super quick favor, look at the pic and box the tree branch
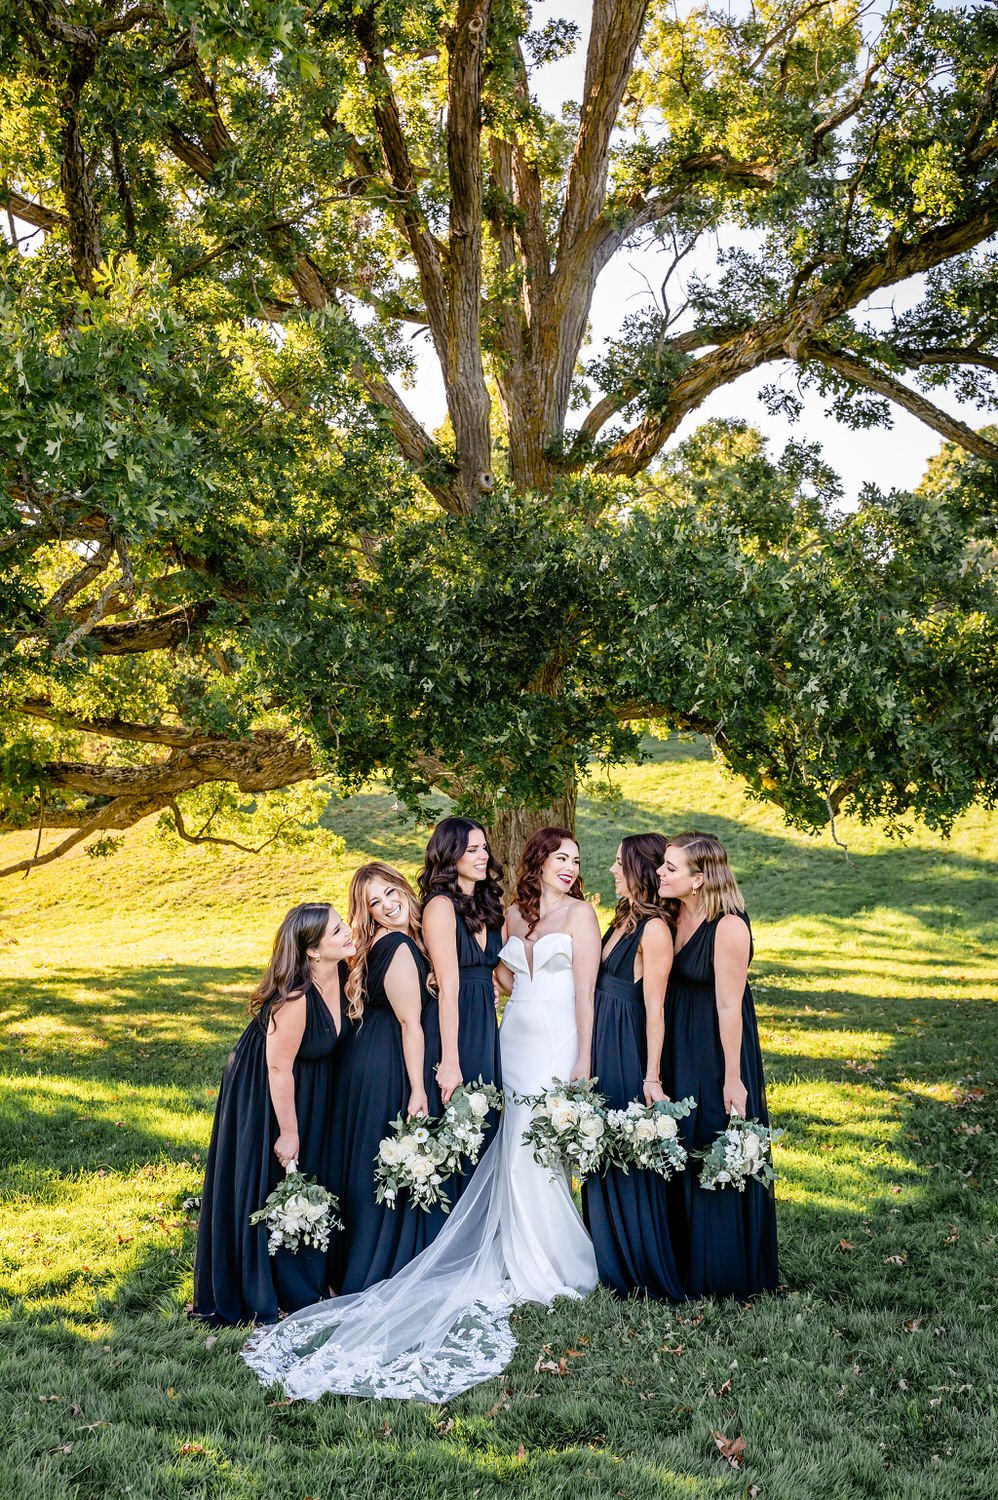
[444,0,493,507]
[0,187,68,230]
[597,198,998,475]
[557,0,648,259]
[164,796,292,854]
[18,698,199,747]
[804,342,998,462]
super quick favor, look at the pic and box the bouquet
[697,1114,780,1191]
[515,1077,610,1179]
[375,1077,503,1213]
[438,1078,504,1169]
[249,1165,343,1255]
[605,1095,697,1179]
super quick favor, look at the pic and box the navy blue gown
[193,974,346,1326]
[583,919,684,1300]
[328,932,448,1294]
[663,912,779,1299]
[422,894,502,1197]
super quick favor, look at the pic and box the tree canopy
[1,0,996,876]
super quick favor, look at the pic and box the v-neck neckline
[674,915,708,957]
[311,976,342,1034]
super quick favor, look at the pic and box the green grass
[1,738,996,1499]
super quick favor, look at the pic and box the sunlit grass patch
[0,743,996,1499]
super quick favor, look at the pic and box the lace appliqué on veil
[243,1292,517,1403]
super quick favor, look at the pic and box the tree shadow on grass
[576,796,998,945]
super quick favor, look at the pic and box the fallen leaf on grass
[484,1391,511,1418]
[204,1336,217,1350]
[903,1317,923,1333]
[564,1349,586,1358]
[516,1443,526,1460]
[69,1405,81,1417]
[38,1395,63,1403]
[712,1431,745,1469]
[435,1418,455,1437]
[48,1445,73,1456]
[716,1378,733,1396]
[837,1240,855,1252]
[179,1443,205,1456]
[885,1254,907,1266]
[534,1344,569,1376]
[266,1399,294,1407]
[661,1343,684,1356]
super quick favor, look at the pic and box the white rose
[551,1106,576,1133]
[409,1155,435,1180]
[379,1138,402,1166]
[468,1093,489,1118]
[656,1115,678,1140]
[742,1133,762,1160]
[634,1118,657,1142]
[580,1115,605,1140]
[397,1135,419,1159]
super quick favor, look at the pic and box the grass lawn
[1,737,996,1499]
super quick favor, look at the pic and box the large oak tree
[1,0,996,877]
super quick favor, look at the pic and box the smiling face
[455,827,491,885]
[307,908,355,963]
[610,844,629,899]
[657,844,702,904]
[365,876,412,933]
[540,838,581,898]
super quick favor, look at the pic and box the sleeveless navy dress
[193,974,346,1326]
[583,918,684,1300]
[421,895,502,1197]
[328,932,447,1293]
[663,912,779,1298]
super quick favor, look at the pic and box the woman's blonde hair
[345,862,430,1021]
[669,831,745,920]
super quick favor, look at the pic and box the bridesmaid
[584,834,684,1300]
[659,832,779,1299]
[419,817,504,1186]
[193,903,352,1326]
[329,862,447,1294]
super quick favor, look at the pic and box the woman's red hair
[512,827,584,935]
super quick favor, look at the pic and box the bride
[243,827,601,1402]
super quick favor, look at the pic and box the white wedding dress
[242,932,598,1402]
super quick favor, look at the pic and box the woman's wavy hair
[345,862,430,1022]
[513,827,584,935]
[248,903,333,1024]
[614,833,679,935]
[418,816,504,934]
[669,831,746,920]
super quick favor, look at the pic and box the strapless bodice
[499,933,575,1009]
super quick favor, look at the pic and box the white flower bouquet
[605,1095,697,1178]
[438,1077,504,1169]
[375,1114,452,1212]
[697,1114,780,1191]
[375,1077,503,1212]
[249,1165,343,1255]
[515,1077,611,1179]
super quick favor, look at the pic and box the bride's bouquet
[375,1078,503,1212]
[697,1114,780,1191]
[516,1077,610,1178]
[605,1096,697,1179]
[249,1165,344,1255]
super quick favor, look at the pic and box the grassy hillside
[1,738,996,1499]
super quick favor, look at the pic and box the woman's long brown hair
[512,827,584,935]
[248,903,333,1024]
[613,833,678,936]
[345,862,432,1022]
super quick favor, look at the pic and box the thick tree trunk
[488,782,578,900]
